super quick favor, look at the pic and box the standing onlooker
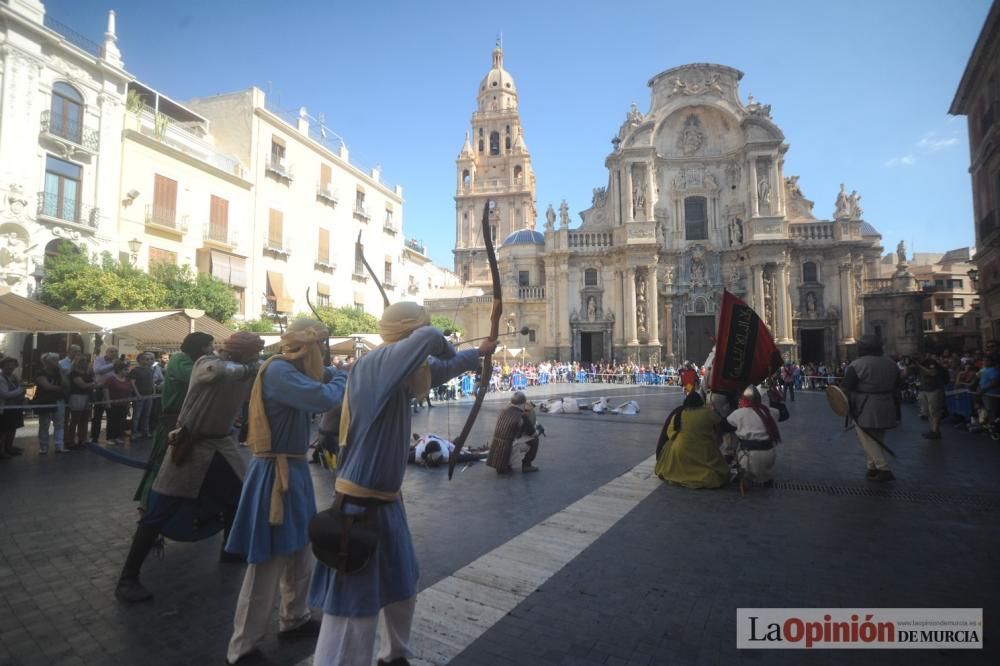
[58,344,81,376]
[90,346,119,442]
[129,353,156,438]
[916,353,947,440]
[977,355,1000,425]
[66,356,96,450]
[780,363,795,402]
[35,353,69,454]
[105,361,134,446]
[0,357,26,459]
[841,335,904,482]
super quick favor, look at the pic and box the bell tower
[454,44,536,286]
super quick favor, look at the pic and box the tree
[431,315,462,336]
[302,306,378,336]
[149,263,238,322]
[236,317,278,333]
[40,247,167,311]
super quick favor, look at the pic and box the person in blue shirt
[977,355,1000,425]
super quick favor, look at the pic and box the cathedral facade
[428,58,887,366]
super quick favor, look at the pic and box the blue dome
[501,229,545,247]
[859,221,881,237]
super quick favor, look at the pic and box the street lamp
[127,237,142,265]
[968,268,979,291]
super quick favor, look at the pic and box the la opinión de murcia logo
[736,609,983,650]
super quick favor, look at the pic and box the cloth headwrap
[378,301,432,401]
[245,318,329,525]
[738,386,781,443]
[223,332,264,356]
[180,332,214,357]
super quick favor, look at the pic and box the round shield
[825,385,850,417]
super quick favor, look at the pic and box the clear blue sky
[49,0,991,267]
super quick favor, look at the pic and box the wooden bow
[449,201,501,479]
[305,286,331,366]
[359,230,391,309]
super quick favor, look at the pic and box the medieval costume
[115,333,264,604]
[655,391,728,488]
[134,332,215,510]
[842,335,904,482]
[225,320,347,665]
[726,386,781,484]
[486,392,540,474]
[308,302,482,666]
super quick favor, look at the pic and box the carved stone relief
[676,115,705,155]
[0,223,32,286]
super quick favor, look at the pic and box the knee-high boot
[115,524,160,602]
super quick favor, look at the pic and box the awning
[267,271,293,313]
[0,288,102,334]
[209,250,231,283]
[68,309,234,352]
[317,282,330,297]
[229,256,247,288]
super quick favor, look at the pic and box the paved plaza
[1,383,998,665]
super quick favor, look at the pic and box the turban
[378,302,432,400]
[279,318,329,382]
[223,332,264,356]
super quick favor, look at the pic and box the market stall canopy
[263,333,384,355]
[68,309,234,351]
[0,288,101,333]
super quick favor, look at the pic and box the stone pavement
[0,382,998,665]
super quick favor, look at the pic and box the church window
[527,329,536,342]
[585,269,598,286]
[505,125,511,151]
[514,165,522,182]
[802,262,818,283]
[462,264,470,283]
[489,131,500,155]
[518,270,530,287]
[479,128,484,153]
[462,169,471,186]
[684,196,708,241]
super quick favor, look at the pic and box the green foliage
[39,246,237,322]
[303,306,379,336]
[431,315,462,336]
[149,263,238,322]
[236,317,278,333]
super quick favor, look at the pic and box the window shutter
[268,209,283,245]
[320,164,331,188]
[316,282,330,296]
[318,228,330,262]
[209,250,232,283]
[154,174,177,223]
[210,195,229,236]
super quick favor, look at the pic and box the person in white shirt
[724,386,781,485]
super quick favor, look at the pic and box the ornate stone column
[625,267,639,346]
[748,158,759,217]
[624,163,635,223]
[647,265,660,346]
[754,264,765,313]
[663,300,674,364]
[648,160,659,213]
[558,259,571,351]
[838,260,855,342]
[775,262,792,343]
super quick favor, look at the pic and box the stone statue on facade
[757,175,771,209]
[806,291,817,315]
[763,271,774,327]
[591,187,607,207]
[746,94,772,119]
[690,258,707,288]
[849,191,864,219]
[834,184,850,219]
[0,231,29,285]
[559,200,570,229]
[725,162,740,189]
[677,115,705,155]
[587,296,597,320]
[896,240,907,265]
[904,312,916,335]
[704,173,718,190]
[627,102,642,127]
[544,204,556,231]
[633,182,646,219]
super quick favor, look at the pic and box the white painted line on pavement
[297,455,661,665]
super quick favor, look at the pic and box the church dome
[502,229,544,247]
[480,46,517,95]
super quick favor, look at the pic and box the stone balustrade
[567,231,613,250]
[516,286,546,300]
[789,222,836,241]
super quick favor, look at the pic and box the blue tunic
[226,361,346,564]
[309,326,481,616]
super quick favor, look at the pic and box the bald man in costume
[115,332,264,603]
[308,302,497,666]
[225,319,348,665]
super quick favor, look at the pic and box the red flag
[709,290,782,393]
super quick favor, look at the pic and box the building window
[385,208,394,227]
[489,131,500,155]
[354,241,364,276]
[505,125,511,151]
[585,268,598,286]
[923,318,932,331]
[948,278,964,289]
[209,195,229,242]
[935,298,945,310]
[151,173,178,227]
[527,329,536,343]
[802,262,818,283]
[935,279,946,289]
[518,270,530,287]
[270,137,285,164]
[268,209,284,250]
[317,284,331,307]
[50,82,84,144]
[355,190,365,212]
[684,196,707,241]
[318,228,330,264]
[462,264,470,283]
[42,155,81,222]
[949,298,965,309]
[148,247,176,267]
[462,169,471,186]
[384,261,392,285]
[478,128,484,153]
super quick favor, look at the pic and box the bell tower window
[489,131,500,156]
[462,169,471,187]
[505,125,511,151]
[478,128,484,153]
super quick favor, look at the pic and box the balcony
[203,225,240,252]
[383,278,396,290]
[405,238,426,255]
[517,285,546,301]
[568,231,613,250]
[407,277,420,294]
[352,263,368,282]
[40,110,99,154]
[383,220,399,235]
[316,184,339,206]
[353,204,371,222]
[36,192,99,231]
[265,157,294,182]
[262,232,291,257]
[789,222,836,242]
[315,256,336,272]
[144,204,188,237]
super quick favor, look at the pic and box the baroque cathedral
[426,50,886,366]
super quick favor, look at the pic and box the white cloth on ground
[414,434,454,463]
[312,597,415,666]
[611,400,640,415]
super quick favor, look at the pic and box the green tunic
[655,406,729,489]
[133,352,194,507]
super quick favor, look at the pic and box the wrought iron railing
[40,111,99,152]
[316,184,339,205]
[265,157,293,181]
[43,15,100,56]
[204,225,238,247]
[36,192,98,228]
[144,204,186,231]
[405,238,425,254]
[353,204,371,221]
